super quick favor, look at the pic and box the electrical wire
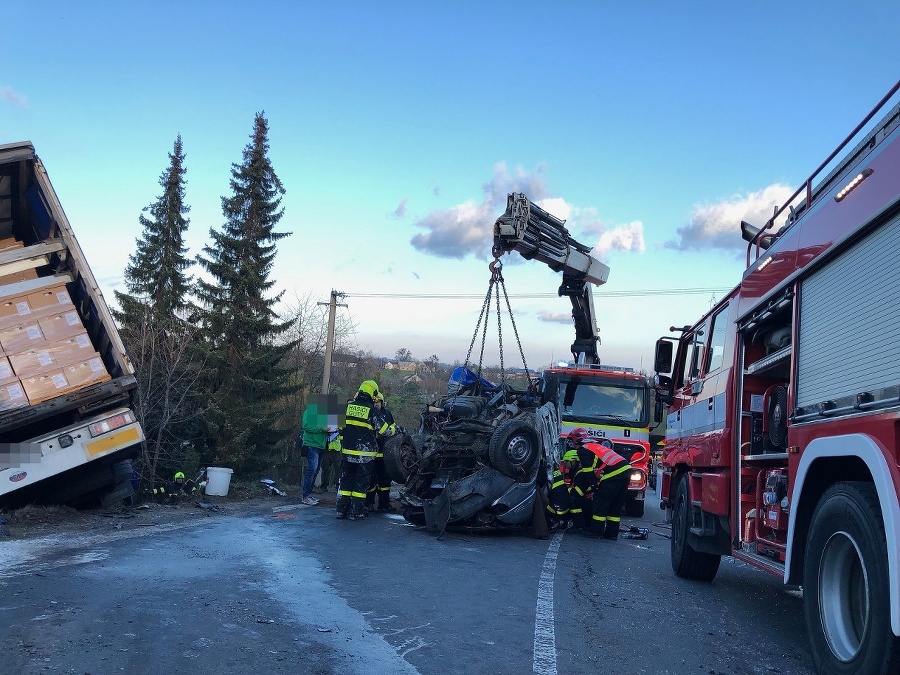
[344,288,730,299]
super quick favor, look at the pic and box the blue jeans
[301,446,322,499]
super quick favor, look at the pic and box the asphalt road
[0,490,816,675]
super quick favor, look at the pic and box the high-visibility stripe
[592,515,607,522]
[342,449,377,457]
[607,516,621,523]
[570,507,583,514]
[350,491,367,498]
[601,464,631,480]
[346,419,373,429]
[339,489,353,497]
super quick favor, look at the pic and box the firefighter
[546,449,578,531]
[567,427,632,539]
[152,470,196,500]
[336,380,395,521]
[366,392,397,513]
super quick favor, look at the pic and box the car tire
[383,433,418,485]
[488,417,540,480]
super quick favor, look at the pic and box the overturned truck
[385,368,560,533]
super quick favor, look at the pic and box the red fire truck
[653,79,900,675]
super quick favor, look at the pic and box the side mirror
[654,339,673,374]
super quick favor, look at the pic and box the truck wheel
[803,482,900,675]
[671,475,720,581]
[383,434,418,485]
[488,418,540,480]
[624,495,645,517]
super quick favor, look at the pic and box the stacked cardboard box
[0,237,110,407]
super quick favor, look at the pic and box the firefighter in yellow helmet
[336,380,396,521]
[366,392,397,513]
[545,449,578,531]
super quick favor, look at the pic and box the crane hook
[489,257,503,283]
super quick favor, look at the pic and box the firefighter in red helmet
[566,427,632,539]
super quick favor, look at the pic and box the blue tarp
[447,366,500,396]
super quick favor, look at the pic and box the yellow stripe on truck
[85,426,141,457]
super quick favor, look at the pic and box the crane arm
[492,192,610,364]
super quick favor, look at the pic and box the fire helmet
[358,380,379,398]
[174,471,185,480]
[562,450,579,463]
[566,428,591,449]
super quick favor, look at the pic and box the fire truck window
[704,306,728,374]
[681,322,708,385]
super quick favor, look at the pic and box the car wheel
[488,418,540,480]
[383,433,418,484]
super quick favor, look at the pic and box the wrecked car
[383,368,561,534]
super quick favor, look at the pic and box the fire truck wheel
[624,495,645,518]
[803,481,900,675]
[671,475,720,581]
[488,418,540,480]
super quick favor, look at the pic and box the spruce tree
[115,135,193,322]
[114,135,203,487]
[195,112,297,471]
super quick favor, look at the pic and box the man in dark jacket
[336,380,395,521]
[366,392,397,513]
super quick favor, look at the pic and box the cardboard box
[0,268,38,288]
[8,347,57,378]
[27,283,73,318]
[48,332,94,368]
[0,380,28,412]
[38,309,85,342]
[0,321,45,354]
[21,369,71,405]
[0,293,35,328]
[62,355,110,390]
[0,355,15,384]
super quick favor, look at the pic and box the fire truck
[653,80,900,674]
[493,194,651,516]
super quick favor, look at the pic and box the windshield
[558,376,648,426]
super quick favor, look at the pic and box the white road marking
[533,531,564,675]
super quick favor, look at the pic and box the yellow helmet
[562,450,579,463]
[358,380,379,398]
[174,471,185,480]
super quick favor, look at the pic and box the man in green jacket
[300,395,331,505]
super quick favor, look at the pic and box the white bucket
[205,467,234,496]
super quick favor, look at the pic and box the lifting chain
[461,256,532,396]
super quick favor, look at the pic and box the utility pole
[318,290,347,393]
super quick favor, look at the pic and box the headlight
[631,471,643,482]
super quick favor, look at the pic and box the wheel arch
[786,433,900,636]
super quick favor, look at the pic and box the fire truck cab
[654,81,900,674]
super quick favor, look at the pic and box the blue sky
[4,2,899,371]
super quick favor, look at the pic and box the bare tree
[123,313,207,488]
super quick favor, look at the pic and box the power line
[344,287,731,300]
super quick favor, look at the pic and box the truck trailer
[0,141,144,509]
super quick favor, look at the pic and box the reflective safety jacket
[342,393,393,463]
[374,406,396,459]
[571,442,631,497]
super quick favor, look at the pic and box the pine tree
[195,112,298,471]
[115,135,193,322]
[113,135,203,488]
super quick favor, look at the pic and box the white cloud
[592,221,645,259]
[665,183,795,251]
[409,162,549,259]
[0,86,27,108]
[537,310,571,324]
